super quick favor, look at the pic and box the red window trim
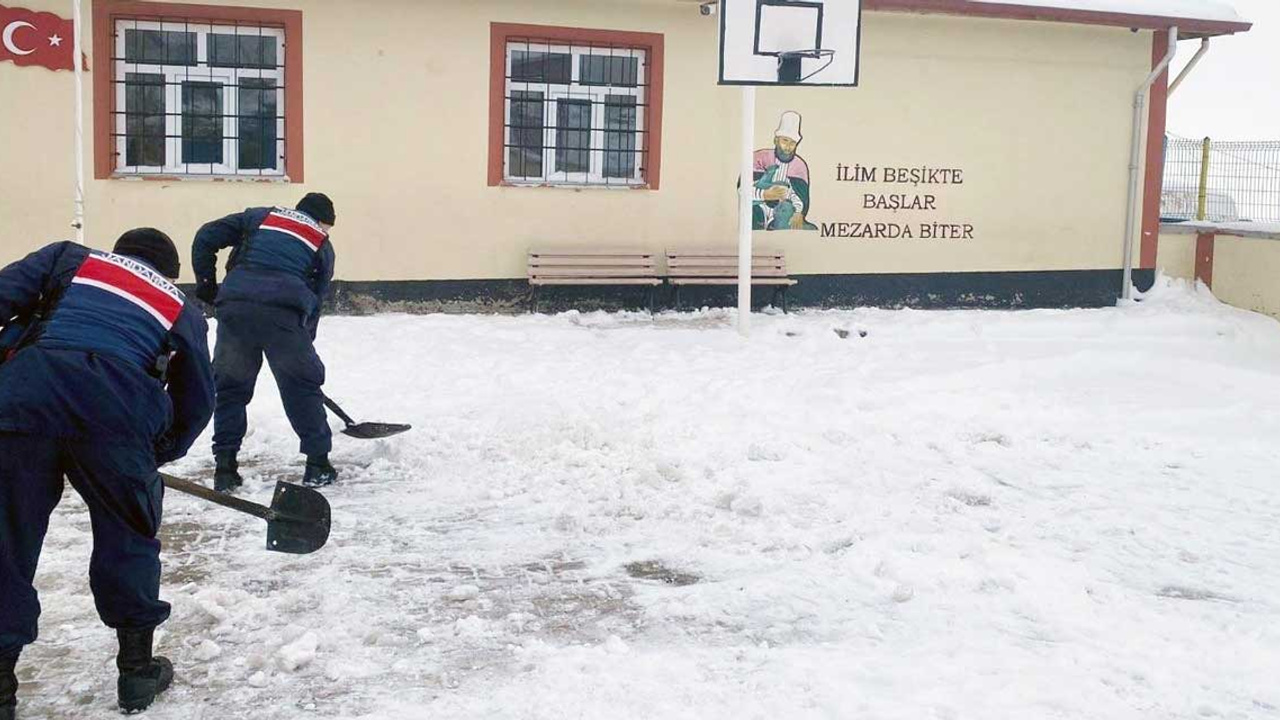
[488,22,664,190]
[92,0,305,182]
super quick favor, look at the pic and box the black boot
[302,455,338,488]
[213,451,243,494]
[0,653,17,720]
[116,628,173,714]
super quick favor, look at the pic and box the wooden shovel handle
[160,473,275,522]
[322,395,357,427]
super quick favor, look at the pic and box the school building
[0,0,1256,311]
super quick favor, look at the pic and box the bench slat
[531,268,658,278]
[531,278,663,286]
[668,258,782,268]
[668,265,787,273]
[668,259,785,267]
[529,258,657,268]
[530,262,657,270]
[666,248,783,257]
[531,250,654,258]
[669,278,797,286]
[669,270,789,278]
[665,254,783,260]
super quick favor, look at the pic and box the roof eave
[864,0,1253,39]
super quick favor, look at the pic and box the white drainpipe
[1121,27,1178,301]
[1170,38,1211,96]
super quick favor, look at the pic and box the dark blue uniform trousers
[212,301,331,457]
[0,433,170,658]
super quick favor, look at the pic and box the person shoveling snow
[193,194,342,491]
[0,230,215,717]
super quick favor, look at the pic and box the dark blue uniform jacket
[192,207,336,334]
[0,242,215,464]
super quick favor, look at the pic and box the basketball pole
[737,85,755,337]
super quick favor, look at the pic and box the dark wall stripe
[289,270,1155,314]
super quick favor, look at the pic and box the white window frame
[113,20,285,177]
[504,43,647,187]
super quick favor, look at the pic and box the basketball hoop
[776,48,835,83]
[716,0,862,336]
[720,0,860,87]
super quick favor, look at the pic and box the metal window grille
[503,38,651,187]
[110,17,287,177]
[1162,135,1280,224]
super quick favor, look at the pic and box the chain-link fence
[1161,136,1280,224]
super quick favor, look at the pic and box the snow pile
[276,632,319,673]
[21,278,1280,719]
[1162,219,1280,238]
[1206,220,1280,236]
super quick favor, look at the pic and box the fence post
[1197,137,1212,221]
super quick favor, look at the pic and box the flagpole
[72,0,85,244]
[737,85,755,337]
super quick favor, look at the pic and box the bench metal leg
[531,286,540,314]
[647,286,656,315]
[782,287,790,314]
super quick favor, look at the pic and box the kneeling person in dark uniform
[0,230,215,717]
[193,194,338,491]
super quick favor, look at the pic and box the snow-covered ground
[18,278,1280,719]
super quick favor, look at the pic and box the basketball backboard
[718,0,861,87]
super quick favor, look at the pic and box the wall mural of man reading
[752,111,818,231]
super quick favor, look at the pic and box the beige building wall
[755,14,1149,275]
[1,0,1154,285]
[1213,235,1280,319]
[1157,232,1196,280]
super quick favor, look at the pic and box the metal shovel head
[341,421,412,440]
[266,481,332,555]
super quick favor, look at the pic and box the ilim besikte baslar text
[822,164,975,241]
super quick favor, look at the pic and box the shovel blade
[266,481,331,554]
[341,422,412,440]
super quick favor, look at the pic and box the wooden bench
[666,248,799,312]
[527,249,662,313]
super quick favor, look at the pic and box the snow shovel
[323,394,411,440]
[161,473,331,555]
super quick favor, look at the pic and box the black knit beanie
[113,228,180,279]
[297,193,336,226]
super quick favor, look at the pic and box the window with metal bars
[503,40,649,186]
[111,18,285,177]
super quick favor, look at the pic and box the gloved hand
[154,433,179,467]
[195,279,218,306]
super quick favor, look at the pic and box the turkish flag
[0,4,79,72]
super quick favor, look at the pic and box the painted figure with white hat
[752,110,818,231]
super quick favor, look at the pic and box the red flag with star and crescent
[0,3,79,71]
